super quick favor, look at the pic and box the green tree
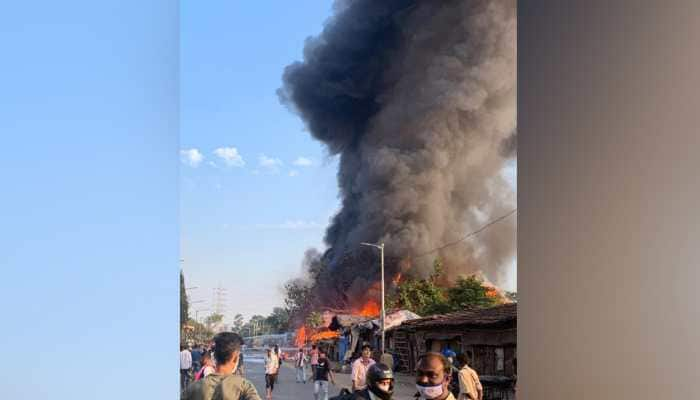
[180,271,189,328]
[204,313,224,332]
[265,307,290,334]
[388,259,500,315]
[244,315,267,336]
[389,277,450,316]
[388,259,450,316]
[306,311,323,328]
[189,319,214,343]
[205,313,224,325]
[284,278,313,322]
[232,314,245,333]
[445,276,499,310]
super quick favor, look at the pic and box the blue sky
[0,1,178,397]
[180,1,339,322]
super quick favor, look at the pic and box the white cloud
[293,156,314,167]
[180,148,204,167]
[213,147,245,167]
[258,154,283,172]
[288,170,299,177]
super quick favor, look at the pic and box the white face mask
[415,383,444,399]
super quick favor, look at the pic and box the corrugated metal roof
[394,303,516,330]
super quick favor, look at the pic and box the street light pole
[360,242,386,355]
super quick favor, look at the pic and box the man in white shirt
[352,345,376,392]
[180,345,193,391]
[295,347,307,383]
[264,348,280,400]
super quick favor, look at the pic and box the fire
[296,325,340,345]
[310,329,341,341]
[354,299,380,317]
[295,326,307,347]
[392,273,403,286]
[485,288,499,298]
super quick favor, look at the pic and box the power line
[411,208,517,259]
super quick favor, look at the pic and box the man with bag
[182,332,261,400]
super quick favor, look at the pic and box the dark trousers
[180,369,191,391]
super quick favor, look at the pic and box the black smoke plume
[279,0,516,310]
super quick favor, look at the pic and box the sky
[180,1,339,322]
[180,0,517,324]
[1,1,178,397]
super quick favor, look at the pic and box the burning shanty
[294,306,422,364]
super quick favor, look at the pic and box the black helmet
[366,363,394,400]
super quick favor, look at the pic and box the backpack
[195,366,206,381]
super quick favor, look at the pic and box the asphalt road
[242,352,347,400]
[240,351,418,400]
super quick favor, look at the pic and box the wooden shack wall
[392,325,516,375]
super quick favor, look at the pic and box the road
[241,350,418,400]
[242,351,347,400]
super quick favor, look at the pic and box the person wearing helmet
[350,363,394,400]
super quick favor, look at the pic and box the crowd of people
[180,340,245,393]
[180,331,504,400]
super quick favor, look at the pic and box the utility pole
[360,242,386,354]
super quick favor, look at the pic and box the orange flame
[310,329,341,341]
[485,288,499,298]
[354,299,380,317]
[295,326,307,347]
[392,273,403,286]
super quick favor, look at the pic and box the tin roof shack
[328,314,370,365]
[389,304,516,399]
[335,311,422,360]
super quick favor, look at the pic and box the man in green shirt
[182,332,261,400]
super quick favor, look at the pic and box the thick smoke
[280,0,516,308]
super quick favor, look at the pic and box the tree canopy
[180,271,189,328]
[388,259,500,315]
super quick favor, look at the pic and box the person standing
[181,345,193,391]
[415,352,456,400]
[455,353,482,400]
[192,344,203,374]
[351,345,376,392]
[310,344,320,377]
[182,332,261,400]
[314,350,335,400]
[295,347,307,383]
[264,348,280,400]
[195,351,215,381]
